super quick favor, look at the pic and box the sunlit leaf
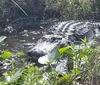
[64,74,71,83]
[59,46,69,54]
[58,74,71,83]
[72,67,81,75]
[81,56,88,63]
[1,51,12,60]
[16,52,25,56]
[78,54,86,58]
[0,82,5,85]
[59,46,74,57]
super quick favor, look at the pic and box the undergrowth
[0,36,100,85]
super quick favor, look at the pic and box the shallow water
[0,29,44,53]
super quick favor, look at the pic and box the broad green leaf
[59,46,69,54]
[59,46,74,57]
[1,51,12,60]
[72,67,81,75]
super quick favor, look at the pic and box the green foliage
[7,67,24,83]
[58,37,100,84]
[72,67,81,75]
[59,46,74,57]
[0,67,24,85]
[0,36,100,85]
[81,37,87,45]
[10,38,99,85]
[0,51,12,60]
[11,65,43,85]
[0,36,13,60]
[0,36,26,84]
[58,73,71,84]
[45,0,100,20]
[16,52,25,57]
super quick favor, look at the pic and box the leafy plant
[11,65,43,85]
[45,0,99,20]
[0,50,12,60]
[0,36,26,84]
[0,36,100,85]
[0,66,24,85]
